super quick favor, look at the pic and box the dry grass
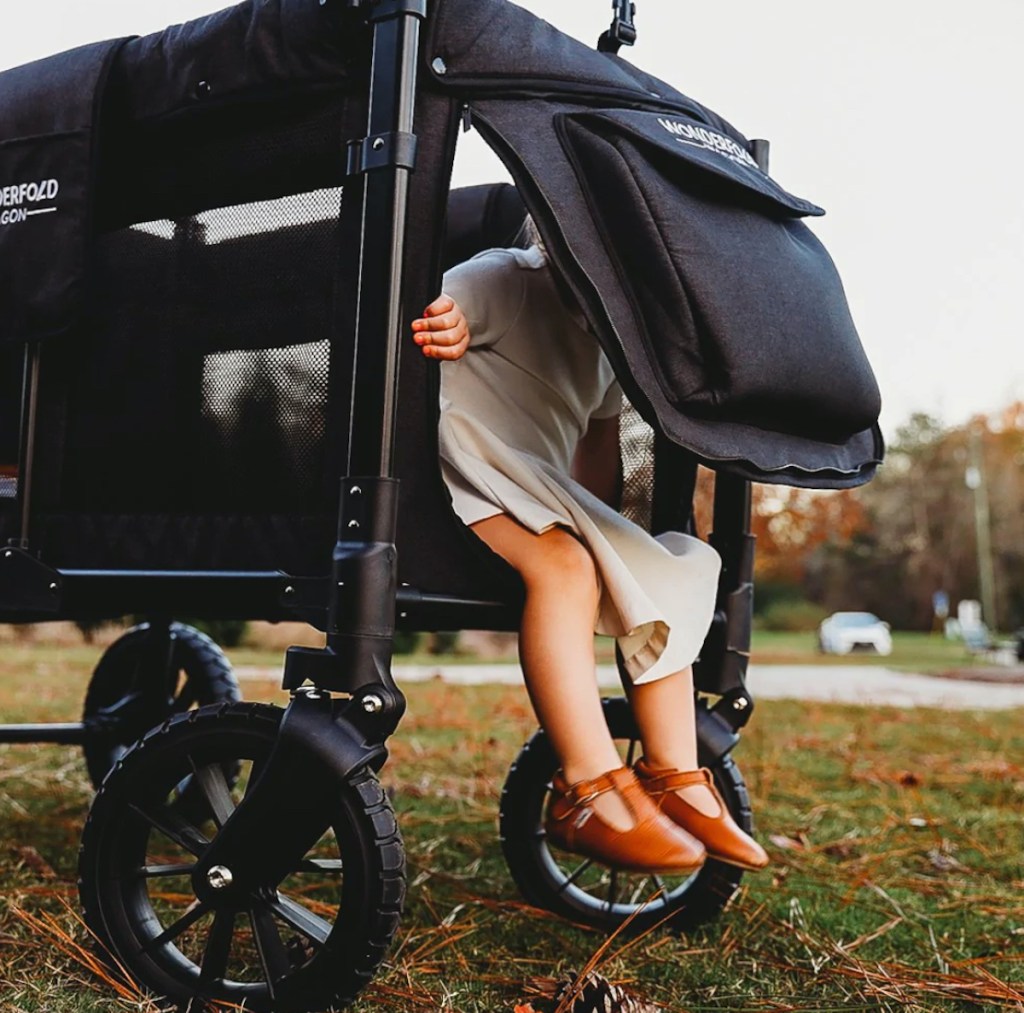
[0,644,1022,1011]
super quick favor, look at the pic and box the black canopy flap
[556,108,881,444]
[471,98,883,489]
[0,38,128,346]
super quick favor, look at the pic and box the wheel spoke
[557,858,594,894]
[141,863,195,878]
[294,858,343,873]
[265,894,332,947]
[129,803,210,857]
[606,870,619,910]
[199,910,235,983]
[188,756,236,828]
[249,905,291,992]
[172,683,197,713]
[652,874,671,904]
[141,902,210,953]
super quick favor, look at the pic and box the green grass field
[224,629,1002,677]
[748,630,1002,674]
[0,644,1022,1011]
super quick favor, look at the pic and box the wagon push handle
[597,0,637,54]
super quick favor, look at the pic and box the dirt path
[234,662,1024,710]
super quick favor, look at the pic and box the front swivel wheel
[78,702,405,1012]
[500,696,751,934]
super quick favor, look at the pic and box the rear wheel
[82,622,241,788]
[78,702,405,1012]
[500,696,750,933]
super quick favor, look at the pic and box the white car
[818,611,892,656]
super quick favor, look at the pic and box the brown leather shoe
[634,760,769,872]
[545,766,706,874]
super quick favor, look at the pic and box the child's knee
[527,527,599,597]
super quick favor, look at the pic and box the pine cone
[551,969,660,1013]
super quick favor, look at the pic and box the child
[411,237,768,874]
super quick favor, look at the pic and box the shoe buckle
[573,808,593,830]
[569,788,601,808]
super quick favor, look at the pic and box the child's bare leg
[626,668,720,816]
[470,514,633,830]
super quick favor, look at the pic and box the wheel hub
[207,865,234,890]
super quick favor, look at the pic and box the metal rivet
[284,585,296,596]
[195,80,212,98]
[361,694,384,714]
[350,485,362,495]
[48,582,58,592]
[3,550,11,558]
[431,56,447,75]
[399,612,408,619]
[732,696,749,710]
[207,865,233,890]
[348,519,360,529]
[371,137,385,150]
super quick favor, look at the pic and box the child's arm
[411,294,470,360]
[572,414,623,509]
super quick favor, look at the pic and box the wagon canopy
[0,0,882,489]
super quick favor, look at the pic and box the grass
[0,643,1022,1011]
[747,631,1000,675]
[228,630,1003,678]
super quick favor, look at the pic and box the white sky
[3,1,1021,436]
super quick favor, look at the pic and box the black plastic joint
[345,131,418,176]
[345,0,427,22]
[0,546,61,613]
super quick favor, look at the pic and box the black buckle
[597,0,637,54]
[344,0,427,21]
[345,130,418,176]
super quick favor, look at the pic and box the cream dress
[438,245,721,684]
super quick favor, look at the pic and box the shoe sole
[546,837,706,876]
[704,852,770,872]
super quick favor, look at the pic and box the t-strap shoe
[634,760,769,872]
[545,766,706,874]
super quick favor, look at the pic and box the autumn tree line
[730,402,1024,632]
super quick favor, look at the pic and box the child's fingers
[423,323,468,347]
[423,293,454,317]
[422,332,470,360]
[418,309,463,332]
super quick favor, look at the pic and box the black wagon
[0,0,882,1008]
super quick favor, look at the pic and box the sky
[3,1,1021,437]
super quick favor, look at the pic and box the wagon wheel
[79,702,405,1013]
[82,622,241,789]
[500,696,750,933]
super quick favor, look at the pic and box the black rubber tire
[78,702,405,1013]
[82,622,241,789]
[500,696,750,933]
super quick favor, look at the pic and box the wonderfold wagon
[0,1,882,1009]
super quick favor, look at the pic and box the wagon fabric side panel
[0,0,519,612]
[0,39,129,347]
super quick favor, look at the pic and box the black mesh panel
[619,397,654,532]
[61,187,343,515]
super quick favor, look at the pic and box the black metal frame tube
[16,342,41,548]
[345,11,422,479]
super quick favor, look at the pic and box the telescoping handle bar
[598,0,637,54]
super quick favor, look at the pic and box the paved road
[235,662,1024,710]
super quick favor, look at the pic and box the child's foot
[633,759,770,871]
[545,766,706,873]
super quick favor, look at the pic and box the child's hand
[411,294,470,361]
